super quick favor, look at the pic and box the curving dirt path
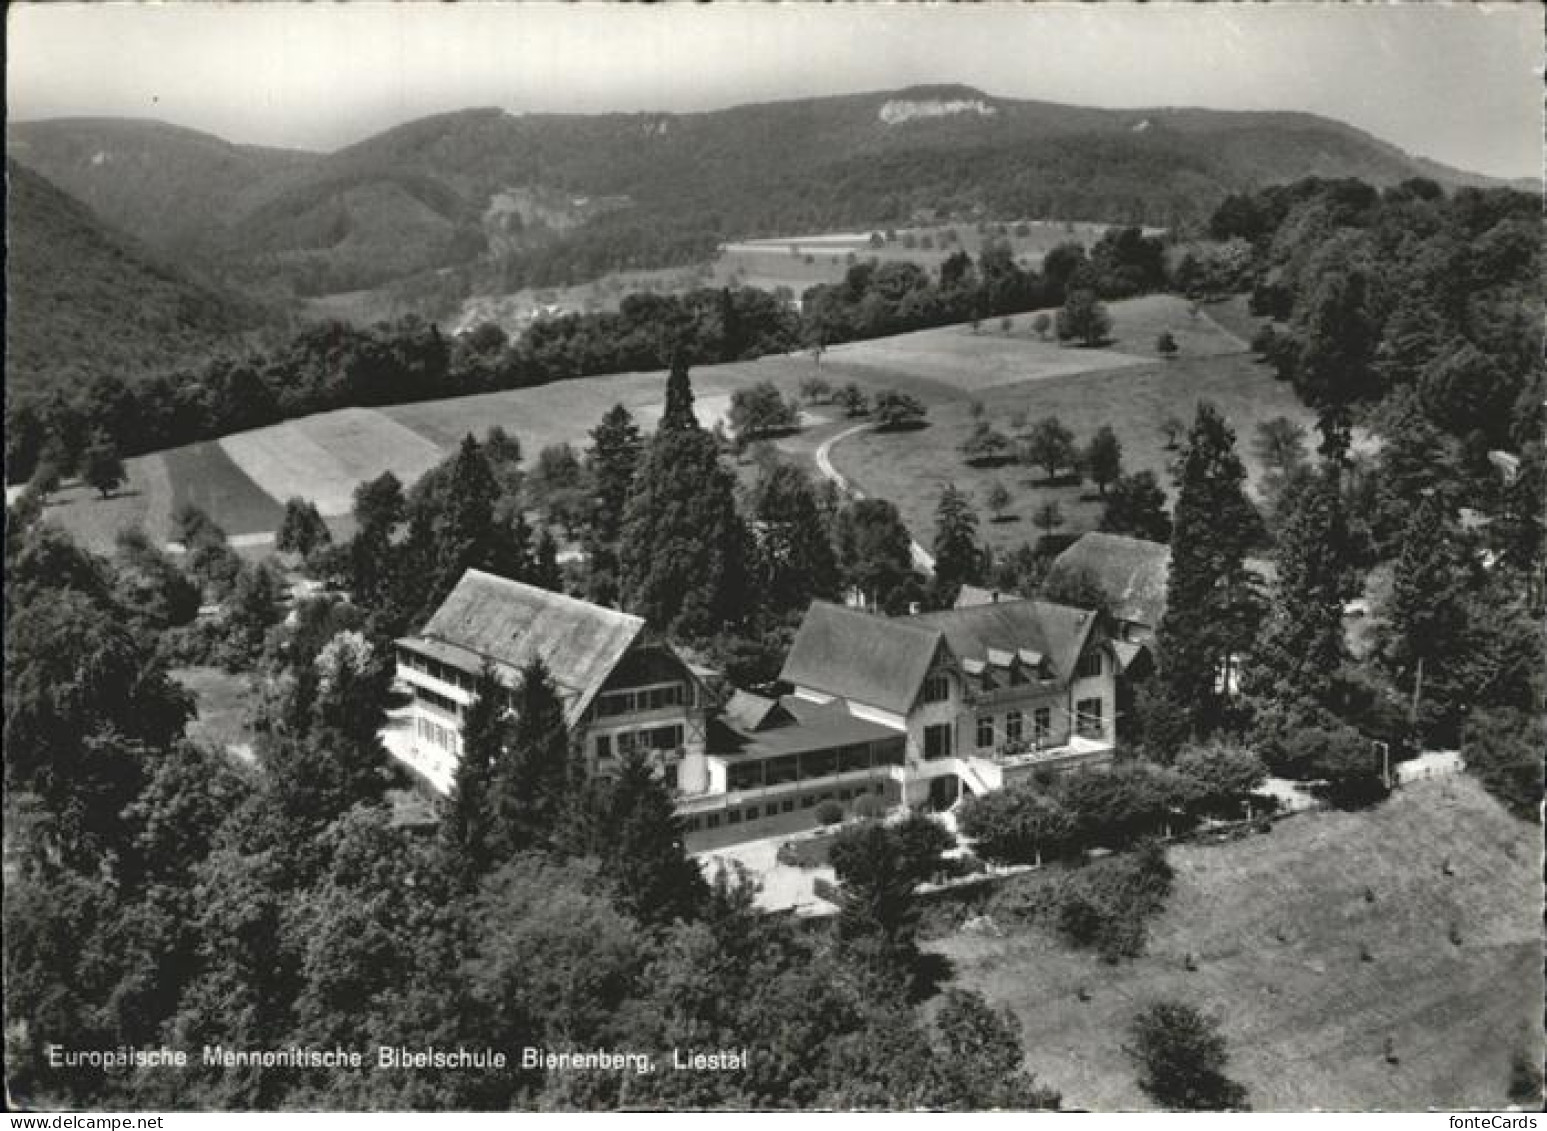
[814,422,936,576]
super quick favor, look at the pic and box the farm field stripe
[163,440,286,536]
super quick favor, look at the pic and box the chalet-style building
[780,597,1119,810]
[391,570,1121,848]
[1046,532,1170,665]
[393,570,712,793]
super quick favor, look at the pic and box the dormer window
[922,673,951,703]
[1076,651,1103,679]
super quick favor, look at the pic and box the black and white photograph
[4,1,1543,1117]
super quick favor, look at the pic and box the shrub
[851,793,885,820]
[1128,1001,1248,1110]
[814,799,845,826]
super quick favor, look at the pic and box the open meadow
[218,407,446,517]
[823,295,1306,554]
[930,775,1544,1111]
[35,293,1286,560]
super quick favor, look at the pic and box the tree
[959,420,1013,466]
[222,562,284,671]
[1084,425,1124,495]
[443,661,506,883]
[1031,311,1052,340]
[872,389,927,431]
[275,497,331,559]
[829,821,922,979]
[1290,263,1381,458]
[1385,492,1471,737]
[1022,416,1078,482]
[620,365,751,637]
[985,480,1012,522]
[586,403,642,554]
[799,375,832,403]
[834,497,920,614]
[1174,742,1266,813]
[957,787,1073,866]
[931,988,1062,1110]
[1128,1001,1248,1110]
[932,484,981,598]
[1100,471,1172,542]
[1032,501,1064,540]
[1462,707,1541,824]
[729,381,801,441]
[430,434,499,606]
[584,750,707,926]
[1247,465,1357,712]
[1056,288,1111,346]
[1040,563,1111,616]
[835,383,870,417]
[488,657,571,854]
[82,431,125,498]
[1155,403,1265,732]
[752,462,841,621]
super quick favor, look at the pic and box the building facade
[390,570,1122,849]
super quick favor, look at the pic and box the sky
[7,2,1543,180]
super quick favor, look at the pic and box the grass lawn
[832,348,1316,557]
[164,440,286,537]
[381,359,806,457]
[172,665,256,757]
[31,453,171,555]
[219,407,446,517]
[929,775,1543,1110]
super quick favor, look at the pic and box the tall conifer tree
[1155,402,1264,732]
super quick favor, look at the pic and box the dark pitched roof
[711,695,903,760]
[1048,532,1171,629]
[403,569,646,725]
[903,598,1098,684]
[779,601,945,715]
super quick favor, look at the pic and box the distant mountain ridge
[8,85,1527,302]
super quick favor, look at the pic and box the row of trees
[5,223,1172,490]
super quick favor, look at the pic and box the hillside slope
[933,774,1544,1110]
[4,161,257,398]
[9,87,1515,301]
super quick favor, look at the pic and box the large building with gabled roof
[393,569,713,792]
[390,569,1121,847]
[780,597,1118,809]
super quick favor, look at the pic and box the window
[976,716,995,748]
[923,724,953,760]
[1034,707,1052,741]
[802,747,837,779]
[874,740,906,767]
[800,794,816,808]
[782,797,795,814]
[595,682,686,717]
[922,673,950,703]
[1076,697,1104,739]
[727,809,742,825]
[1005,710,1023,743]
[746,805,760,820]
[596,734,612,760]
[706,813,721,829]
[728,761,763,791]
[1077,651,1103,679]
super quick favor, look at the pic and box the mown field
[826,295,1307,554]
[931,775,1544,1111]
[35,293,1283,560]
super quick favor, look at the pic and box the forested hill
[8,86,1515,298]
[4,161,261,397]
